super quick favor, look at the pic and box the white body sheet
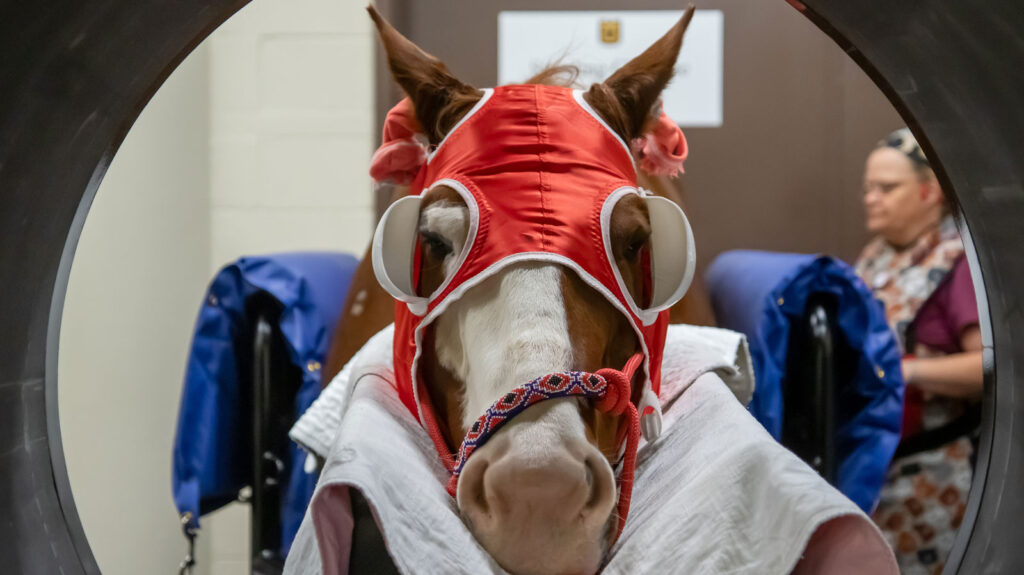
[284,324,894,575]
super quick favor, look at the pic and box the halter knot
[594,368,631,415]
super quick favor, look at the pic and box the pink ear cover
[369,97,428,185]
[631,109,688,178]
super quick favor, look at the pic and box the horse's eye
[420,230,453,259]
[624,236,649,261]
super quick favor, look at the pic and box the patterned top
[854,216,964,353]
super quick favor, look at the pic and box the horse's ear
[368,5,482,145]
[584,5,695,143]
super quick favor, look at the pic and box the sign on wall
[498,10,724,127]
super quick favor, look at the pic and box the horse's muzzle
[456,399,614,575]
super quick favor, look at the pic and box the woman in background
[855,128,982,575]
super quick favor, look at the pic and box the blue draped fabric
[172,252,357,555]
[705,250,903,512]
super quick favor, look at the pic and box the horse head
[368,6,695,574]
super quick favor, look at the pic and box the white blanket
[285,324,895,575]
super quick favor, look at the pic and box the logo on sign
[600,20,620,44]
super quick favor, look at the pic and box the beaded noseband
[444,352,646,541]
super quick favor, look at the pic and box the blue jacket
[172,252,358,555]
[706,250,903,512]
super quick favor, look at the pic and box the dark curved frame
[0,1,1020,573]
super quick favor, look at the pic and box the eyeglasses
[863,180,905,196]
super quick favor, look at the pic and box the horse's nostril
[458,454,493,521]
[474,462,490,513]
[582,453,615,516]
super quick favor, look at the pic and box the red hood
[373,84,694,449]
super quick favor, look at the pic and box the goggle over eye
[603,193,696,325]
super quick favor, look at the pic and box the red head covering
[372,84,695,467]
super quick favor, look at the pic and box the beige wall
[58,45,214,575]
[58,0,376,574]
[204,0,374,572]
[208,0,374,273]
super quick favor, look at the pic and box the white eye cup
[372,195,424,305]
[603,192,696,323]
[644,195,696,313]
[371,182,479,316]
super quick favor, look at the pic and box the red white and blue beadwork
[455,372,614,479]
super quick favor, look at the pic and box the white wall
[58,46,213,575]
[208,0,375,272]
[203,1,374,572]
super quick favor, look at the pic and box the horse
[328,6,703,574]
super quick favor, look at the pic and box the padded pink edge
[312,484,354,575]
[792,514,899,574]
